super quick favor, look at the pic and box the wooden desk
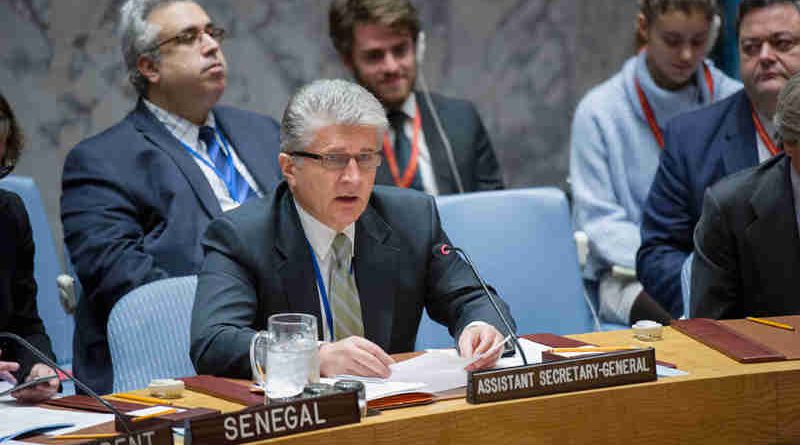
[135,328,800,444]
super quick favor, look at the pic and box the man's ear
[636,13,649,47]
[137,55,160,85]
[279,153,296,186]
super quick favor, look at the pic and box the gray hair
[119,0,182,96]
[775,73,800,144]
[280,79,389,153]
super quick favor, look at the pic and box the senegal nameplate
[184,390,360,445]
[467,348,657,404]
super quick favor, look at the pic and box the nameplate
[82,425,173,445]
[184,390,360,445]
[467,347,657,404]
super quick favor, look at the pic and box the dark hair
[737,0,800,33]
[0,91,24,168]
[329,0,420,60]
[636,0,719,49]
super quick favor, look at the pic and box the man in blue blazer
[637,0,800,317]
[61,0,282,393]
[191,80,512,379]
[329,0,504,195]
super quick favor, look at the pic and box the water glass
[255,313,319,402]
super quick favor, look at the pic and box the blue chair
[107,275,198,392]
[0,175,74,367]
[414,188,598,350]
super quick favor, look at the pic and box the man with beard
[328,0,504,195]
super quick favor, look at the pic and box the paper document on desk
[0,405,113,437]
[429,337,551,368]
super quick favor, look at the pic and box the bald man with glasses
[61,0,282,394]
[191,79,514,379]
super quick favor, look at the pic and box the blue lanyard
[179,130,249,203]
[308,242,335,340]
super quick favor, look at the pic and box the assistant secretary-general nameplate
[467,348,657,404]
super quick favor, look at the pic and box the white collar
[143,98,216,148]
[293,198,356,261]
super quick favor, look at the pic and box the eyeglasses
[0,164,14,179]
[290,151,383,170]
[152,25,226,50]
[740,33,800,57]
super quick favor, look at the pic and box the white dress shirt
[389,94,440,195]
[144,99,261,211]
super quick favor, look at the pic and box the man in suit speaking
[61,0,283,393]
[191,79,513,378]
[328,0,504,195]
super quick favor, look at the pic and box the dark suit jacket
[375,92,504,194]
[61,100,282,393]
[637,90,759,317]
[692,154,800,319]
[0,190,56,379]
[190,182,515,378]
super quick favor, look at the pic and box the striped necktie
[198,125,255,203]
[329,233,364,339]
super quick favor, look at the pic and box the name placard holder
[467,348,657,404]
[81,424,174,445]
[184,390,360,445]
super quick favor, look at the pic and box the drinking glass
[250,313,319,403]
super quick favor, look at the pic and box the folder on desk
[671,316,800,363]
[42,394,219,424]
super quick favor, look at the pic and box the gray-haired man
[190,79,513,378]
[62,0,282,393]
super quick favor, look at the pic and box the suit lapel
[272,188,325,339]
[130,100,222,218]
[722,92,759,175]
[416,92,457,194]
[746,156,800,296]
[214,107,280,193]
[353,203,400,350]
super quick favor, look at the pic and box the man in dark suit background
[692,71,800,318]
[328,0,504,195]
[637,0,800,317]
[191,79,512,379]
[61,0,282,393]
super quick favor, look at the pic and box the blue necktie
[198,126,255,203]
[387,110,423,191]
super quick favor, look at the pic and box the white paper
[656,364,689,377]
[126,405,185,416]
[322,377,426,401]
[0,380,15,402]
[0,406,113,437]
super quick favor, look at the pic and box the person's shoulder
[66,108,142,160]
[0,189,27,229]
[708,153,784,205]
[573,65,628,121]
[669,89,744,132]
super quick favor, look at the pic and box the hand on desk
[459,324,504,371]
[0,349,20,384]
[12,363,59,403]
[319,336,396,378]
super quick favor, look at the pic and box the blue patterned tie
[198,126,255,203]
[387,110,423,191]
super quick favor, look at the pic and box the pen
[52,433,119,440]
[549,346,637,353]
[110,393,173,405]
[746,316,795,331]
[132,408,177,422]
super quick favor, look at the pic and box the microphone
[433,244,528,365]
[0,332,132,434]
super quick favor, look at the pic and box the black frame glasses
[290,151,383,170]
[152,25,226,50]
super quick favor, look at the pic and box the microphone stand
[446,247,528,365]
[0,332,132,434]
